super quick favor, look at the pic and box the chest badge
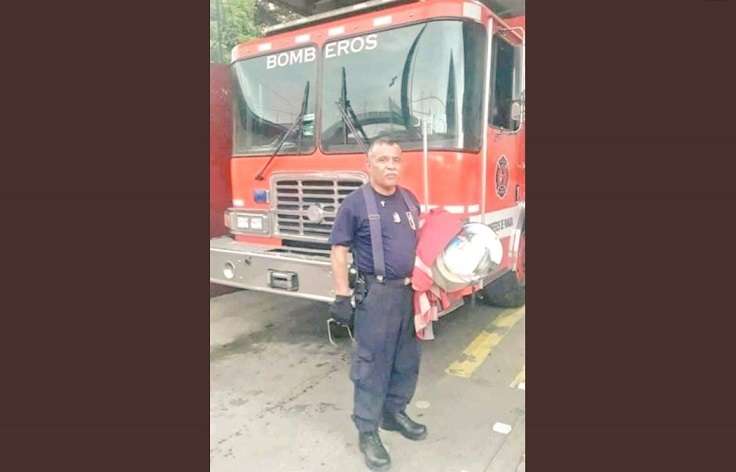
[380,200,386,207]
[393,212,401,223]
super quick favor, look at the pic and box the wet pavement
[210,288,525,472]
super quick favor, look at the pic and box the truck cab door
[486,26,525,212]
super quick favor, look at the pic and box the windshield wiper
[255,81,310,181]
[400,24,427,140]
[335,67,369,153]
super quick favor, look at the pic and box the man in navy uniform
[328,137,426,471]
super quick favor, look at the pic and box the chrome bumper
[210,237,335,303]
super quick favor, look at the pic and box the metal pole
[480,18,494,224]
[520,27,526,127]
[422,118,429,212]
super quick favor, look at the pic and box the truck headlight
[236,215,250,229]
[225,209,270,235]
[249,217,263,230]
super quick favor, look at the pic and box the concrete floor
[210,288,525,472]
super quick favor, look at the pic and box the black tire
[480,271,525,308]
[483,226,525,308]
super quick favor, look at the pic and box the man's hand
[328,294,354,329]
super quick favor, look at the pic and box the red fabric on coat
[410,209,465,339]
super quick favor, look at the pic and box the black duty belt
[364,274,412,287]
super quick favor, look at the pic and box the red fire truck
[210,63,243,298]
[210,0,525,308]
[210,63,233,240]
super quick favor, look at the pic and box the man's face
[367,143,402,188]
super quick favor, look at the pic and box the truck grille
[273,175,366,242]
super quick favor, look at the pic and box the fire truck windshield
[321,20,486,153]
[232,45,317,156]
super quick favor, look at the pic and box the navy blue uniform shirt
[328,185,420,279]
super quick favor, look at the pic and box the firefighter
[328,137,426,471]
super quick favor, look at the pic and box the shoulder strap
[360,184,386,280]
[398,186,419,219]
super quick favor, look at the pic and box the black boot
[381,410,428,441]
[358,431,391,471]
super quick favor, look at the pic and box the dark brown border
[529,0,736,469]
[1,2,208,470]
[4,0,736,469]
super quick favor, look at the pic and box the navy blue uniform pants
[350,280,421,433]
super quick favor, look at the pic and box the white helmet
[432,223,504,291]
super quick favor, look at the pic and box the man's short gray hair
[367,137,401,158]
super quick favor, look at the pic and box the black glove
[329,295,354,328]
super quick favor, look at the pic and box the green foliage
[210,0,303,63]
[210,0,257,63]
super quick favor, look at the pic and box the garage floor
[210,289,525,472]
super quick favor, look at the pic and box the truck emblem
[306,204,325,223]
[495,156,509,198]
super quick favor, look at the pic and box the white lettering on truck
[304,47,316,63]
[266,46,317,69]
[264,34,377,68]
[324,34,378,59]
[324,42,336,59]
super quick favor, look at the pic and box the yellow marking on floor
[510,364,525,388]
[445,307,524,379]
[491,308,525,329]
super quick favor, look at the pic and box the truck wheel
[481,232,525,308]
